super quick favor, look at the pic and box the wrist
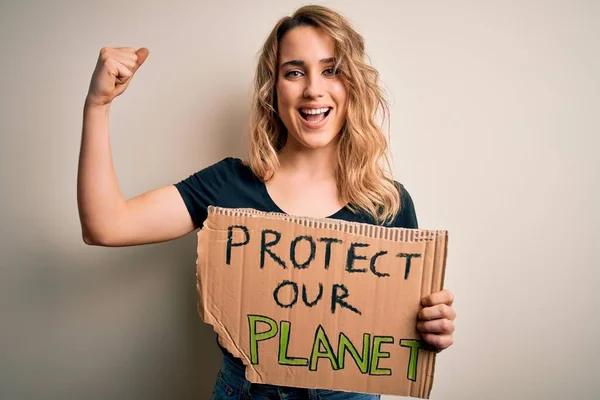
[84,95,112,110]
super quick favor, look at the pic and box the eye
[284,70,303,78]
[324,67,336,76]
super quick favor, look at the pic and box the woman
[78,5,456,399]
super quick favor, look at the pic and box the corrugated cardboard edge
[417,227,448,398]
[196,206,448,398]
[204,206,447,241]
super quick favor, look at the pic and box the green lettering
[370,336,394,375]
[309,325,339,371]
[400,339,428,381]
[278,321,309,366]
[337,332,370,373]
[248,315,278,364]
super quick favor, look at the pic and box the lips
[297,108,332,129]
[299,108,331,122]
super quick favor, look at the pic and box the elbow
[82,231,98,246]
[79,212,128,247]
[82,228,101,246]
[81,226,111,246]
[79,211,106,245]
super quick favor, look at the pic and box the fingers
[421,289,454,307]
[416,318,455,334]
[88,46,148,106]
[418,290,456,352]
[100,47,147,72]
[116,47,149,71]
[135,47,149,69]
[113,54,137,70]
[417,304,456,321]
[421,333,453,350]
[108,58,132,82]
[103,47,149,87]
[418,303,456,321]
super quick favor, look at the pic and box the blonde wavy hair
[247,5,400,224]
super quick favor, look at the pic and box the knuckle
[440,319,452,332]
[422,333,433,345]
[442,336,454,349]
[100,47,111,57]
[442,304,454,318]
[438,304,447,315]
[439,319,448,331]
[448,321,455,333]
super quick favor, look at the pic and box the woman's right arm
[77,47,195,247]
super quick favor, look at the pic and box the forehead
[278,26,335,66]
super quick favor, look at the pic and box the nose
[303,73,325,99]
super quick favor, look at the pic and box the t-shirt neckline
[259,181,347,220]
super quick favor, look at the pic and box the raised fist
[86,47,149,106]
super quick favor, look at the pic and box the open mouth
[299,107,332,124]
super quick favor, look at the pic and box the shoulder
[185,157,249,181]
[175,157,251,197]
[395,181,414,207]
[173,157,256,228]
[390,181,419,229]
[215,157,255,177]
[205,156,245,174]
[348,181,419,228]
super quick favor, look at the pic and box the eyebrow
[279,57,336,69]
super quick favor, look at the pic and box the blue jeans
[211,355,380,399]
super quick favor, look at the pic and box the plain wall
[0,0,598,399]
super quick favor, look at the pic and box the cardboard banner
[196,206,448,398]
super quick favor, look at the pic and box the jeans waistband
[220,355,315,398]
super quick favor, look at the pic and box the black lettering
[227,225,250,265]
[396,253,422,279]
[331,283,362,315]
[302,283,323,307]
[369,250,389,277]
[290,235,316,269]
[346,243,369,273]
[318,237,343,269]
[273,280,298,308]
[261,229,287,269]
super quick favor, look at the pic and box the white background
[0,0,598,398]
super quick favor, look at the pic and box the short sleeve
[173,157,239,229]
[391,183,419,229]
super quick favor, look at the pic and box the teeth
[300,107,330,115]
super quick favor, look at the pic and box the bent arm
[77,100,194,247]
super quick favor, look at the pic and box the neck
[277,138,338,180]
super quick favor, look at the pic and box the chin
[293,116,342,150]
[293,131,339,150]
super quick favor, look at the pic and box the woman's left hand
[416,289,456,351]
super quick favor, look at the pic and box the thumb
[134,47,149,71]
